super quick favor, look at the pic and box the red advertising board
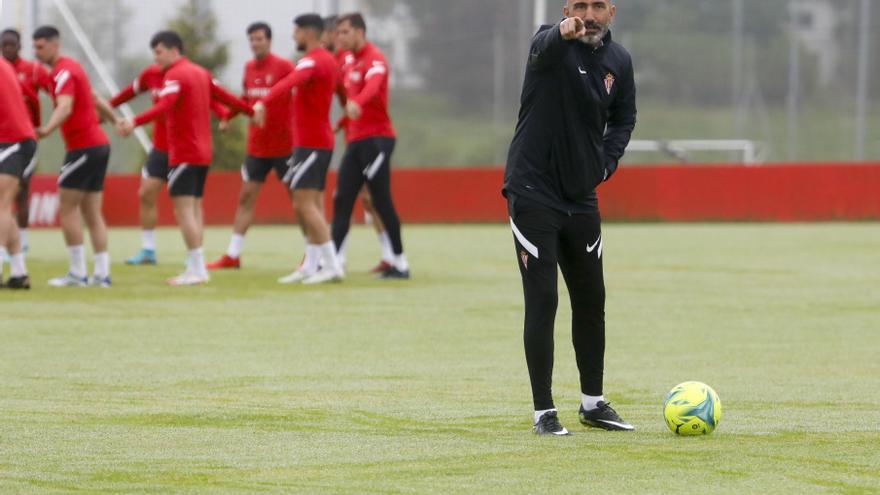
[24,163,880,226]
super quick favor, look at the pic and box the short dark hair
[247,22,272,40]
[33,25,60,41]
[323,16,338,32]
[1,28,21,42]
[150,30,184,52]
[338,13,366,34]
[294,14,324,34]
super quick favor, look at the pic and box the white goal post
[52,0,152,153]
[626,139,759,165]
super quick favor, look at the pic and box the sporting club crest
[520,250,529,270]
[604,73,615,95]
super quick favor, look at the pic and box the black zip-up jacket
[503,24,636,214]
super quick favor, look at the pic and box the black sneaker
[579,402,635,431]
[534,410,571,436]
[378,266,410,280]
[5,275,31,290]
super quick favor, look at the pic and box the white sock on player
[10,252,27,277]
[68,245,87,278]
[188,248,208,278]
[19,228,28,250]
[0,246,8,274]
[142,230,156,251]
[378,231,394,263]
[93,252,111,279]
[319,241,343,274]
[582,394,605,411]
[534,408,557,425]
[302,244,320,275]
[393,253,409,272]
[227,234,245,258]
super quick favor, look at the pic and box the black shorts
[344,137,395,183]
[286,148,333,191]
[58,145,110,192]
[143,148,170,180]
[242,154,291,183]
[167,164,209,198]
[0,139,37,181]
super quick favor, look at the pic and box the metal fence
[2,0,877,170]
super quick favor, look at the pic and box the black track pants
[509,195,606,411]
[331,137,403,255]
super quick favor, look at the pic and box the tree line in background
[34,0,879,168]
[389,0,876,112]
[52,0,244,170]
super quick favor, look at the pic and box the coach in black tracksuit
[504,2,636,435]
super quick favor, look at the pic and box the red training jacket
[241,53,295,157]
[0,58,37,142]
[49,56,109,151]
[341,42,395,143]
[111,64,168,151]
[262,47,336,150]
[133,57,253,166]
[9,56,50,126]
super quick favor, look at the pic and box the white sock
[582,394,605,412]
[184,250,193,273]
[68,245,87,278]
[319,241,342,273]
[142,230,156,251]
[19,229,28,249]
[534,408,557,425]
[0,246,8,273]
[393,253,409,272]
[378,231,394,263]
[188,248,207,277]
[10,252,27,277]
[227,234,245,258]
[93,252,110,279]
[302,244,320,275]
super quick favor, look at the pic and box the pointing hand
[560,16,587,40]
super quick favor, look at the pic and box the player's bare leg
[49,188,89,287]
[279,189,324,283]
[13,177,29,252]
[195,198,205,247]
[209,181,261,270]
[58,189,84,248]
[281,189,342,285]
[0,175,28,288]
[80,192,108,253]
[316,189,326,218]
[279,189,322,280]
[127,176,164,265]
[170,195,209,285]
[0,176,21,253]
[81,191,111,287]
[173,196,200,255]
[233,181,261,237]
[360,186,394,273]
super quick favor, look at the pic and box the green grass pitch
[1,223,879,493]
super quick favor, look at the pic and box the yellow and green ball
[663,381,722,436]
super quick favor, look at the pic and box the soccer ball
[663,381,722,436]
